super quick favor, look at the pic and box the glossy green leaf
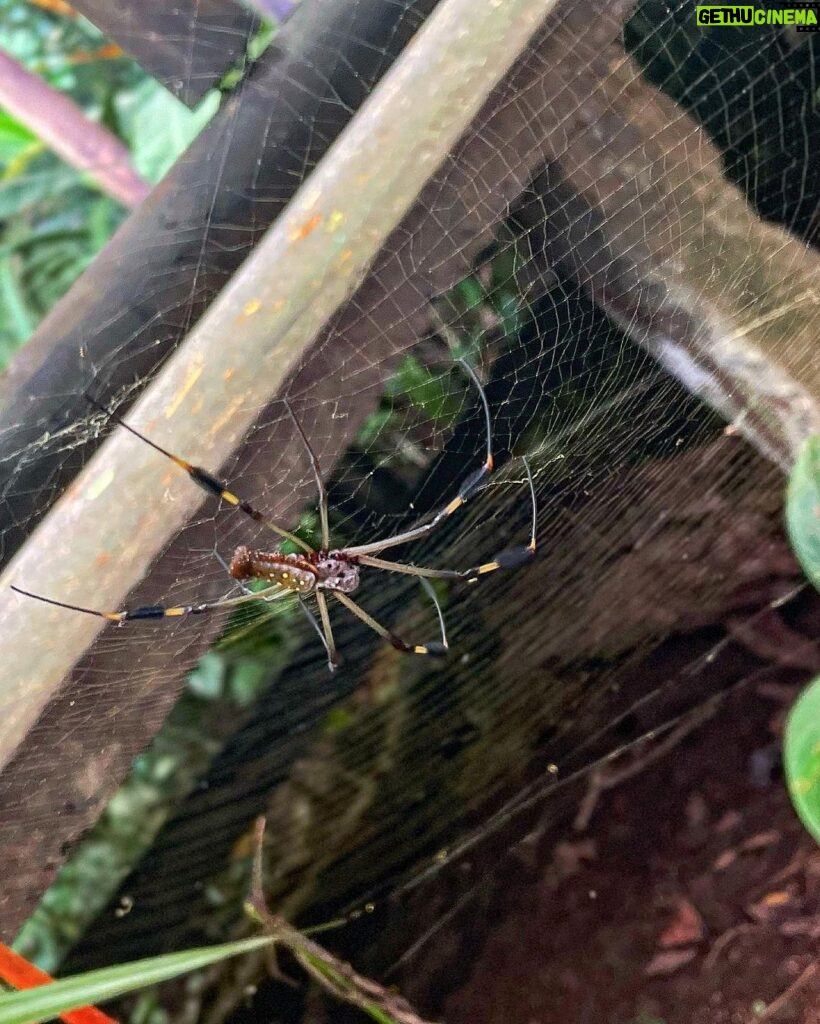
[0,937,271,1024]
[784,437,820,843]
[784,674,820,844]
[785,434,820,592]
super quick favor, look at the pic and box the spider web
[0,0,818,1019]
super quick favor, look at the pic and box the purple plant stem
[0,47,150,208]
[245,0,297,22]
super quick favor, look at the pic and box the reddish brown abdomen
[228,546,317,593]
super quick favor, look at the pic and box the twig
[751,961,818,1022]
[573,699,719,831]
[702,923,759,971]
[249,817,439,1024]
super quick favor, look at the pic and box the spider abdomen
[228,546,316,592]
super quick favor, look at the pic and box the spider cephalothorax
[315,553,361,593]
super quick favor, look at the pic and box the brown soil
[444,683,820,1024]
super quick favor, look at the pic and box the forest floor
[443,683,820,1024]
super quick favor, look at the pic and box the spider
[12,361,537,671]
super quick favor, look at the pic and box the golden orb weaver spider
[12,361,537,671]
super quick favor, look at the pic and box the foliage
[0,0,218,369]
[784,675,820,844]
[2,917,430,1024]
[115,80,218,184]
[7,825,431,1024]
[785,435,820,593]
[359,255,526,453]
[0,1,129,366]
[0,938,272,1024]
[784,435,820,843]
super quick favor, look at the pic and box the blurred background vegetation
[0,0,219,370]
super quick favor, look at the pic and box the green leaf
[455,276,484,311]
[785,434,820,592]
[784,674,820,844]
[784,438,820,843]
[116,80,219,184]
[0,110,38,164]
[390,355,461,423]
[0,259,35,343]
[228,660,268,707]
[0,166,81,219]
[0,937,272,1024]
[187,652,226,700]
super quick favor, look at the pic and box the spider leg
[344,359,493,558]
[284,400,330,550]
[357,555,464,581]
[297,596,337,672]
[355,457,537,580]
[10,582,288,622]
[84,394,313,554]
[333,591,447,656]
[214,550,254,597]
[357,548,529,584]
[461,456,537,579]
[314,592,339,671]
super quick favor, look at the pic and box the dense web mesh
[0,0,818,1019]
